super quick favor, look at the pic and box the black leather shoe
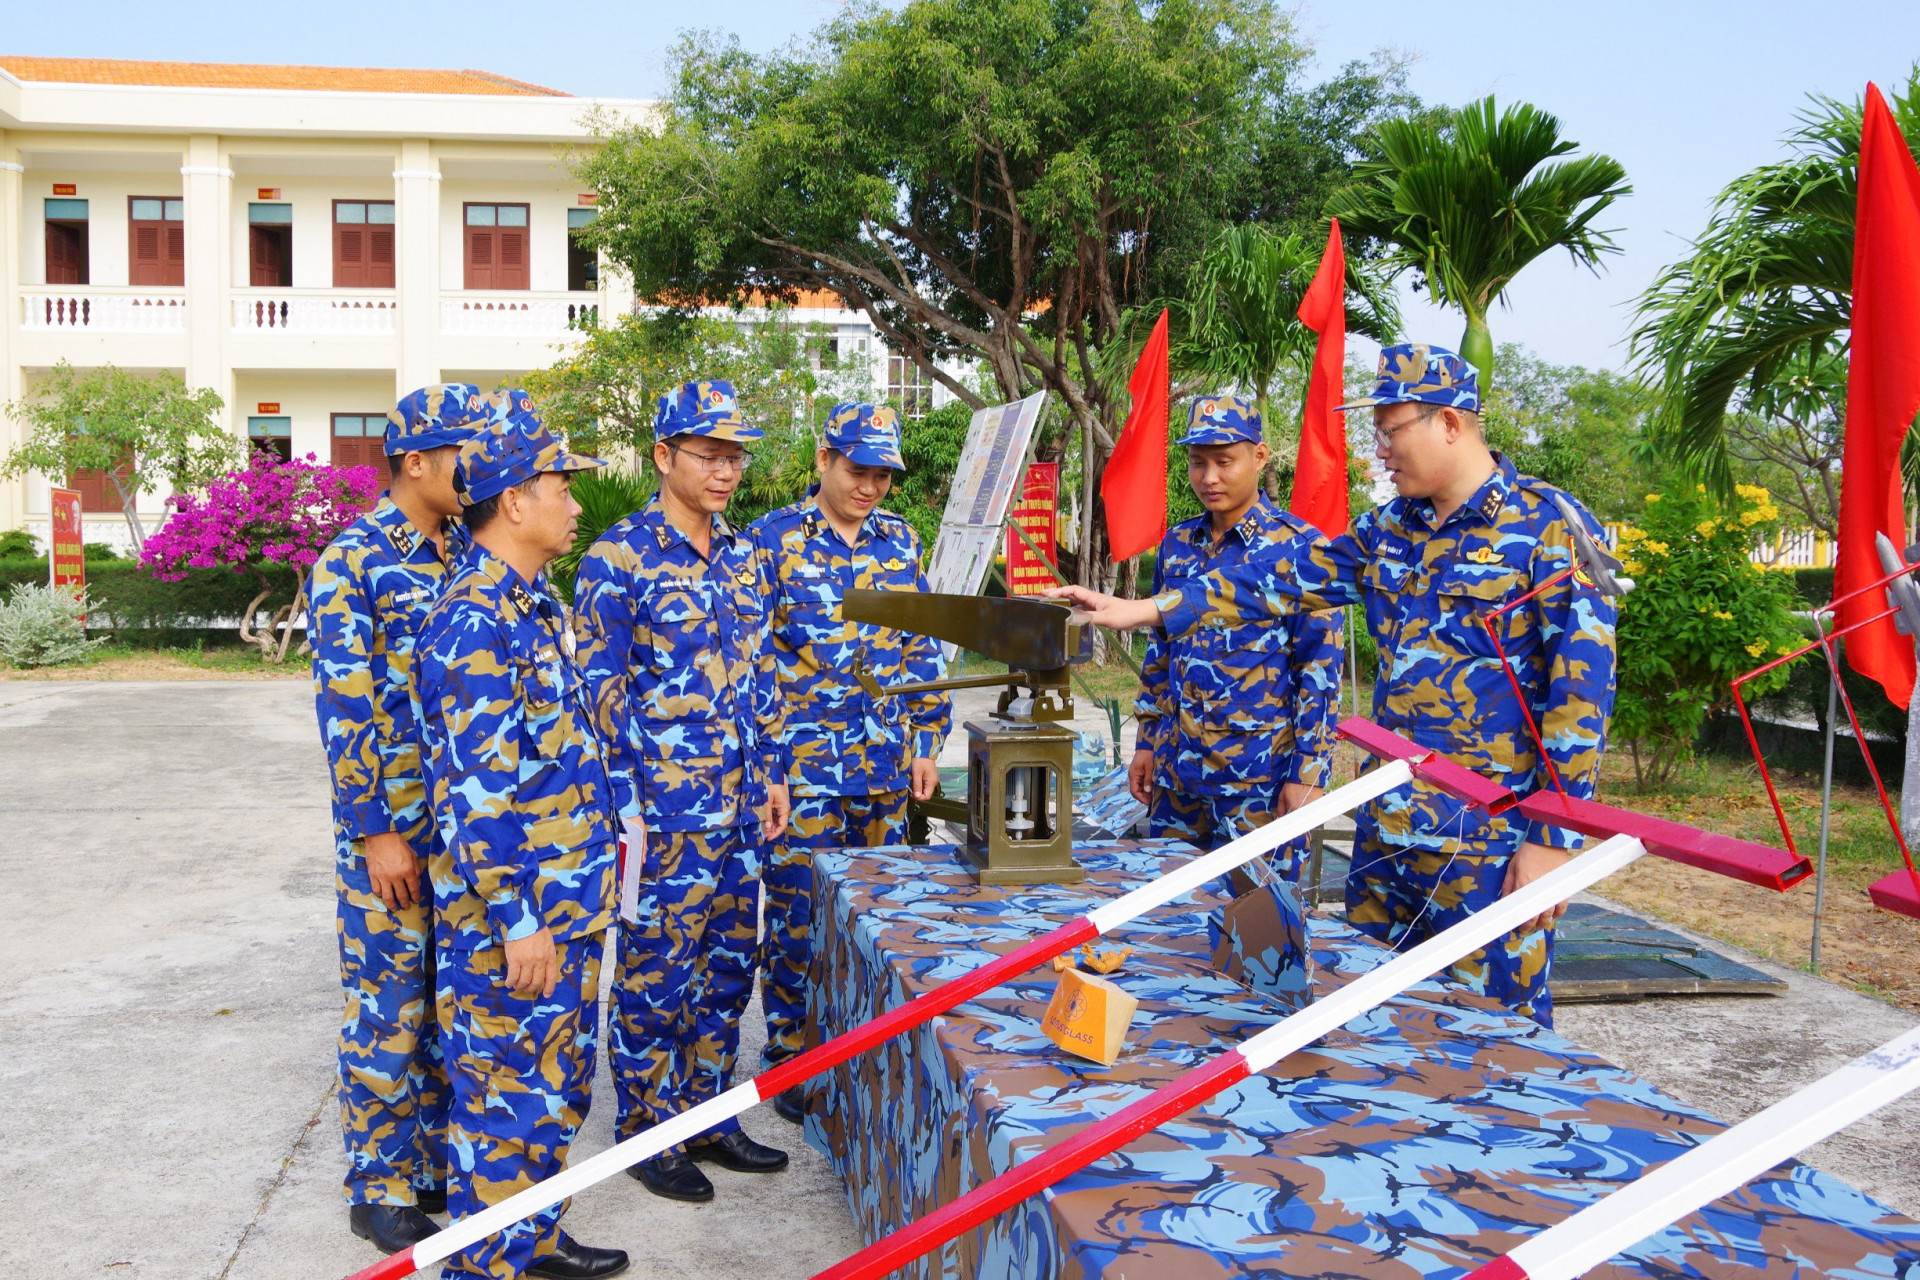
[690,1128,789,1173]
[528,1233,631,1278]
[772,1085,806,1126]
[415,1186,447,1215]
[630,1151,714,1202]
[349,1203,440,1254]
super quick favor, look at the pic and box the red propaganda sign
[1005,462,1060,596]
[48,486,85,594]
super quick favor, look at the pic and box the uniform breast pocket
[1436,568,1525,659]
[727,588,768,664]
[781,582,840,648]
[518,658,570,759]
[644,591,713,669]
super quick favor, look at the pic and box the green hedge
[0,559,285,643]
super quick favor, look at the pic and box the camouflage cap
[1337,342,1480,413]
[823,401,906,470]
[385,382,492,455]
[453,388,606,505]
[654,378,765,444]
[1179,394,1263,447]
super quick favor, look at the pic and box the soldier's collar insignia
[386,521,419,557]
[507,581,539,617]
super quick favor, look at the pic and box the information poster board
[1004,462,1060,596]
[48,487,85,591]
[924,390,1047,660]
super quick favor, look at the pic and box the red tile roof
[0,57,568,97]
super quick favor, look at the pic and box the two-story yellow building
[0,55,659,547]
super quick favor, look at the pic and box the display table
[804,839,1920,1279]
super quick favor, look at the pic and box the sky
[10,0,1920,372]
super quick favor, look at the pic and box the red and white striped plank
[810,833,1652,1280]
[341,756,1420,1279]
[1337,718,1810,890]
[1466,1023,1920,1280]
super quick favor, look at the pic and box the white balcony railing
[441,293,600,337]
[21,289,186,333]
[232,293,398,335]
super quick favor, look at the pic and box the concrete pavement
[0,679,1913,1280]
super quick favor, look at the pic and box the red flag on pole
[1291,218,1350,537]
[1101,307,1170,562]
[1834,83,1920,709]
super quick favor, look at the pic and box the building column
[393,139,441,395]
[181,135,232,394]
[0,133,27,534]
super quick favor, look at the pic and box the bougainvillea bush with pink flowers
[142,450,381,658]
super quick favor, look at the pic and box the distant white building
[0,56,955,551]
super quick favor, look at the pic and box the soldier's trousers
[762,790,910,1064]
[1345,828,1555,1026]
[610,826,759,1152]
[1146,787,1311,881]
[336,869,447,1207]
[438,934,605,1279]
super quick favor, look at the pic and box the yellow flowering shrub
[1614,479,1803,786]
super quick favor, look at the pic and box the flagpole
[1811,660,1838,974]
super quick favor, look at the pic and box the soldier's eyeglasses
[1371,405,1442,450]
[669,445,753,474]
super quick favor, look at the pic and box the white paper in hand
[618,816,648,924]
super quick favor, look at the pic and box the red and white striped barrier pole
[1466,1024,1920,1280]
[343,751,1426,1279]
[810,832,1652,1280]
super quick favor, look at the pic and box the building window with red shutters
[332,201,395,289]
[463,203,529,290]
[44,198,90,285]
[128,197,184,287]
[248,203,293,287]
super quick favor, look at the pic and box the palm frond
[1632,64,1920,497]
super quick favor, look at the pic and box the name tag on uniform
[618,815,649,923]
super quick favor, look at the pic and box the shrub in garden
[1612,481,1804,787]
[140,451,381,659]
[0,583,104,667]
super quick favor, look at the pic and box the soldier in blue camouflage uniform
[415,397,629,1279]
[1130,395,1343,879]
[1052,344,1617,1027]
[573,378,793,1205]
[747,402,952,1121]
[310,383,492,1256]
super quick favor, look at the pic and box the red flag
[1291,218,1350,537]
[1835,84,1920,708]
[1102,308,1170,562]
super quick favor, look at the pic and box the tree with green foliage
[576,0,1416,587]
[1327,97,1629,387]
[1478,345,1663,522]
[1631,69,1920,497]
[1161,224,1399,489]
[2,362,239,553]
[1611,480,1804,787]
[525,302,873,548]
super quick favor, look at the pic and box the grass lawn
[0,639,308,680]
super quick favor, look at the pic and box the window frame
[127,195,185,287]
[462,202,532,291]
[331,200,396,289]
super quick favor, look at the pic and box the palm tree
[1097,221,1400,508]
[1170,223,1400,431]
[1630,70,1920,496]
[1327,97,1629,389]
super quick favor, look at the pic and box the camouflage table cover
[803,839,1920,1280]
